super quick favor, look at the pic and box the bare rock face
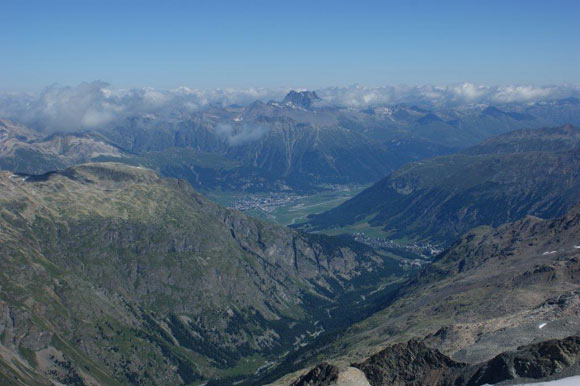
[292,363,340,386]
[282,91,321,110]
[292,365,370,386]
[467,337,580,385]
[354,339,468,386]
[335,367,371,386]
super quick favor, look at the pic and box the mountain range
[2,91,580,193]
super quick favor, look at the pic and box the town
[230,192,303,213]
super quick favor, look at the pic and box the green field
[317,218,393,238]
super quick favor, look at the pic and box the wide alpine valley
[2,1,580,385]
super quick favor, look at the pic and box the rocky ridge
[292,337,580,386]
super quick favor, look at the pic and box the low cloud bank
[317,83,580,108]
[0,82,578,132]
[0,82,287,132]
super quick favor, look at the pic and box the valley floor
[207,185,369,226]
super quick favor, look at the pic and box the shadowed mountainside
[302,125,580,243]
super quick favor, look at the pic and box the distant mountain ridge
[282,90,321,109]
[2,92,580,193]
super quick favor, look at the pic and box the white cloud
[452,83,487,100]
[0,82,288,132]
[215,123,269,146]
[317,83,580,108]
[491,85,553,103]
[0,82,578,132]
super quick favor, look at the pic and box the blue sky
[1,0,579,91]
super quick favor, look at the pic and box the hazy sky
[1,0,579,91]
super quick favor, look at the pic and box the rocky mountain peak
[282,90,321,109]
